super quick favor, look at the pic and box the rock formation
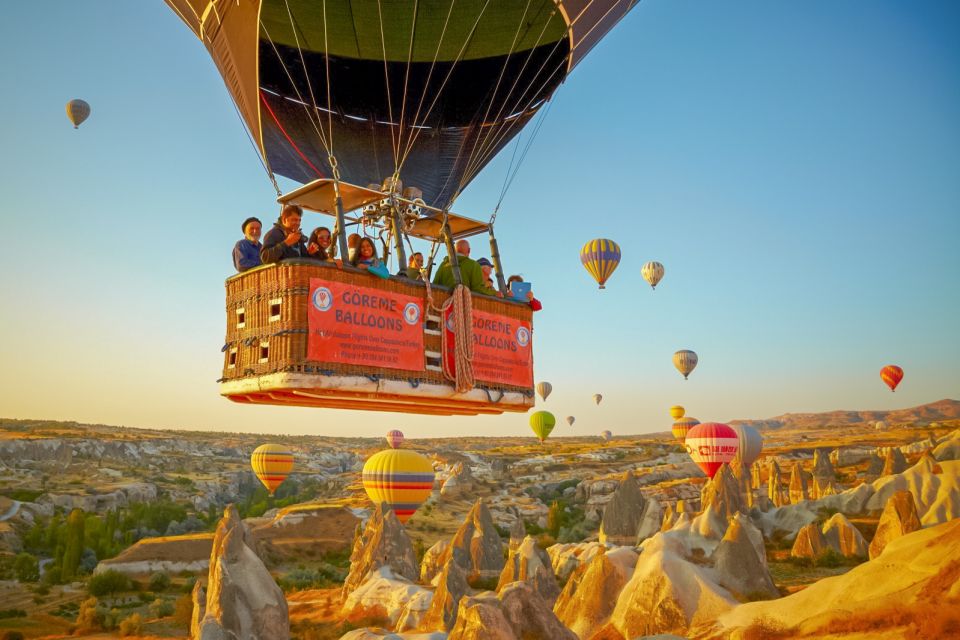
[660,502,676,532]
[420,540,450,584]
[497,536,559,604]
[767,460,787,507]
[192,505,289,640]
[419,557,472,632]
[821,513,867,557]
[788,462,809,503]
[599,471,662,545]
[441,462,475,498]
[341,566,433,630]
[712,515,778,600]
[545,542,604,583]
[751,460,762,492]
[869,490,921,559]
[790,522,826,560]
[508,509,526,551]
[699,464,745,524]
[342,504,419,599]
[731,462,754,508]
[553,546,638,639]
[811,449,837,499]
[448,581,577,640]
[881,447,908,476]
[439,499,504,581]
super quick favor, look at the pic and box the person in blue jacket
[233,217,262,272]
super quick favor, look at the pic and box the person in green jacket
[432,240,501,297]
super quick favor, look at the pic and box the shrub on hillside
[75,597,103,634]
[118,612,143,637]
[150,597,175,618]
[149,571,171,592]
[88,569,131,596]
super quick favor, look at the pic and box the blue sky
[0,1,957,438]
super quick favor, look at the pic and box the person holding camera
[260,204,322,265]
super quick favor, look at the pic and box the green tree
[149,571,171,592]
[61,508,85,581]
[12,553,39,583]
[149,598,174,618]
[547,501,563,537]
[88,569,131,597]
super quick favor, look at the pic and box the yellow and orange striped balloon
[580,238,621,289]
[362,449,435,524]
[251,444,295,495]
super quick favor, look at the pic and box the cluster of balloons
[528,381,609,442]
[579,240,665,292]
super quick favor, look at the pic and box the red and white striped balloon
[684,422,739,479]
[385,429,405,449]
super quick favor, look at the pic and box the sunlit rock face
[554,546,637,639]
[869,490,921,559]
[712,514,779,600]
[789,462,810,504]
[437,498,505,581]
[599,470,662,545]
[419,555,472,632]
[448,581,577,640]
[497,536,559,604]
[881,447,908,476]
[342,504,419,600]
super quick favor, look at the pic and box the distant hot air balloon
[730,424,763,468]
[685,422,739,479]
[672,416,700,443]
[593,394,603,406]
[670,405,685,420]
[536,382,553,402]
[385,429,404,449]
[880,365,903,392]
[601,430,613,442]
[530,411,556,443]
[566,416,576,427]
[580,239,621,289]
[362,448,435,524]
[673,350,698,380]
[641,261,665,290]
[251,444,294,496]
[66,99,90,129]
[875,420,887,431]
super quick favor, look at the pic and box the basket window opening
[236,307,246,328]
[259,342,269,363]
[269,298,282,322]
[228,348,237,368]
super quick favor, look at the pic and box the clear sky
[0,2,958,438]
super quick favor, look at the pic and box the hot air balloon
[673,350,698,380]
[566,416,576,427]
[251,444,294,495]
[530,411,556,443]
[601,430,612,442]
[875,420,887,431]
[671,416,700,444]
[685,422,739,479]
[593,394,603,406]
[536,382,553,402]
[880,365,903,392]
[362,448,435,524]
[580,239,621,289]
[66,99,90,129]
[385,429,404,449]
[669,405,685,420]
[730,424,763,468]
[641,261,664,290]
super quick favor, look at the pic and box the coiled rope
[425,281,475,393]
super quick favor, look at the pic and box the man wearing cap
[432,239,500,297]
[477,257,496,291]
[233,216,262,272]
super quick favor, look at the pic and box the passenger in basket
[307,226,343,266]
[351,237,390,279]
[508,274,542,311]
[233,216,262,272]
[405,252,425,280]
[260,205,321,264]
[347,233,362,262]
[432,240,501,297]
[477,257,496,291]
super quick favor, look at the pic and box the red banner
[307,279,424,371]
[444,307,533,388]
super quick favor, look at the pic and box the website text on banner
[444,307,533,387]
[307,278,425,371]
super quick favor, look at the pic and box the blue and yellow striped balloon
[362,449,435,524]
[251,444,295,495]
[580,238,622,289]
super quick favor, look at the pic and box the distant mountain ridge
[730,399,959,430]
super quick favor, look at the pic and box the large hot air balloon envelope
[673,350,698,379]
[251,444,294,495]
[672,416,699,443]
[164,1,640,209]
[669,405,685,420]
[536,382,553,402]
[641,261,664,289]
[530,411,556,443]
[385,429,404,449]
[601,430,612,442]
[566,416,575,427]
[362,449,435,524]
[880,365,903,392]
[593,394,603,406]
[580,239,621,289]
[685,422,739,479]
[730,424,763,468]
[66,99,90,129]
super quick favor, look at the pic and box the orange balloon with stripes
[880,365,904,392]
[251,444,295,495]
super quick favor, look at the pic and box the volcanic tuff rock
[546,542,605,582]
[448,580,577,640]
[788,462,810,504]
[420,540,450,584]
[438,498,504,580]
[599,471,662,545]
[342,504,419,599]
[767,460,787,507]
[751,461,762,491]
[869,490,921,559]
[831,446,876,467]
[864,452,885,482]
[497,536,559,604]
[341,566,433,630]
[712,515,778,600]
[812,448,835,479]
[419,556,472,632]
[508,508,526,551]
[192,504,289,640]
[821,512,867,557]
[441,462,475,498]
[933,429,960,461]
[790,522,827,560]
[882,447,908,476]
[699,464,745,524]
[554,546,638,639]
[731,462,755,508]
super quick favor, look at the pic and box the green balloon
[529,411,556,443]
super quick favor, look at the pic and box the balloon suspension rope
[425,280,475,393]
